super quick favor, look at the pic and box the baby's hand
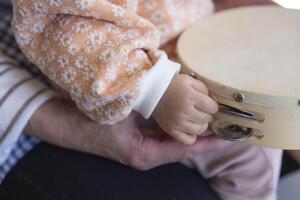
[153,74,218,145]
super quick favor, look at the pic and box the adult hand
[26,99,229,170]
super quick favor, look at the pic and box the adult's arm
[0,52,57,165]
[26,98,229,170]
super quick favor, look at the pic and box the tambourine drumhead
[177,6,300,98]
[177,6,300,149]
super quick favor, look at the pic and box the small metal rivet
[233,93,245,103]
[190,72,197,79]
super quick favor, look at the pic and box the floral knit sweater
[11,0,214,124]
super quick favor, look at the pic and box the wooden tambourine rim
[178,66,300,108]
[177,6,300,108]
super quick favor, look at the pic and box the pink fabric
[183,143,282,200]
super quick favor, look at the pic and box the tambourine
[177,6,300,149]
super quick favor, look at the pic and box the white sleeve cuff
[0,54,57,165]
[134,52,180,119]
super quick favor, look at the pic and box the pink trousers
[183,143,283,200]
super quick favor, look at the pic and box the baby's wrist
[133,52,180,119]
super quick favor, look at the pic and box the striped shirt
[0,12,56,183]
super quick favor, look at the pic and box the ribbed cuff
[134,52,180,119]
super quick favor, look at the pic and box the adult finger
[143,135,231,167]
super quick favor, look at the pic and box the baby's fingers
[182,122,209,136]
[194,93,218,114]
[190,78,209,95]
[170,130,197,145]
[188,111,213,124]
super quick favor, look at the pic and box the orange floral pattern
[11,0,214,124]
